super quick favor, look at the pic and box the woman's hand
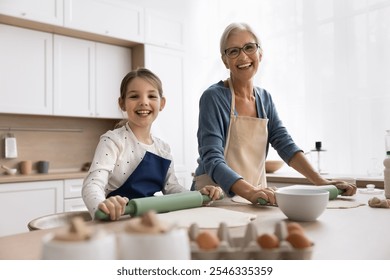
[199,185,224,201]
[230,179,277,205]
[327,180,357,196]
[248,186,277,205]
[97,195,129,221]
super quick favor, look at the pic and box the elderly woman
[192,22,356,204]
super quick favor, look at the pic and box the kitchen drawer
[64,197,87,212]
[64,178,83,199]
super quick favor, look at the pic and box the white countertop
[267,171,384,188]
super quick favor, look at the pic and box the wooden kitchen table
[0,192,389,260]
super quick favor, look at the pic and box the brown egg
[286,232,312,249]
[257,233,280,249]
[286,222,304,235]
[196,231,220,250]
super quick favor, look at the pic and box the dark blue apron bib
[107,151,171,200]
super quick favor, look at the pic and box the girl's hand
[199,185,224,201]
[97,195,129,221]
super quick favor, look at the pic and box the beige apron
[195,78,269,192]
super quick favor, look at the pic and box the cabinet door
[0,0,63,26]
[0,24,53,115]
[64,0,144,42]
[63,179,83,199]
[0,181,63,237]
[95,43,132,119]
[145,10,184,49]
[64,198,87,212]
[53,35,95,117]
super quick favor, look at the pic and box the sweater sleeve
[82,133,119,218]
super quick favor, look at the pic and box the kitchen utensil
[95,191,224,221]
[4,133,18,159]
[1,165,17,175]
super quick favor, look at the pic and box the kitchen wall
[184,0,390,176]
[0,114,118,172]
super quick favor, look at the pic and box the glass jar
[310,141,328,174]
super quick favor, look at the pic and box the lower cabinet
[0,180,64,237]
[0,178,87,237]
[63,179,87,212]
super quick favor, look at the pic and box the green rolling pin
[257,185,345,205]
[95,191,224,221]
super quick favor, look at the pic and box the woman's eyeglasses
[224,43,260,58]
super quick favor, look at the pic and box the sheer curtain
[254,0,390,175]
[186,0,390,175]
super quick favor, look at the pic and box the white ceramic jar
[117,228,191,260]
[41,231,117,260]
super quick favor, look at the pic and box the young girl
[82,68,221,220]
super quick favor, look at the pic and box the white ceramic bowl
[6,168,17,175]
[275,188,329,222]
[265,160,284,173]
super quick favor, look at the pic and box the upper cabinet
[63,0,144,42]
[144,9,184,50]
[53,35,131,118]
[0,24,53,115]
[0,25,131,119]
[53,35,96,117]
[0,0,64,26]
[95,43,131,119]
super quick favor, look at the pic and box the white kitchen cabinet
[95,42,131,119]
[144,9,184,49]
[53,34,96,117]
[63,179,87,212]
[53,35,131,118]
[64,0,144,42]
[0,180,63,237]
[0,0,63,26]
[0,24,53,115]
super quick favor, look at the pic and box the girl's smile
[123,76,166,137]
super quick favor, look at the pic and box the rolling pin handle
[258,198,268,205]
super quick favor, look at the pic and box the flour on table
[157,207,256,228]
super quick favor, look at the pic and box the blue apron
[107,151,171,200]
